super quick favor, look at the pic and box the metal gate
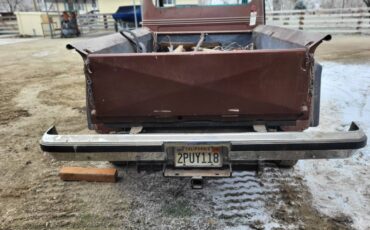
[0,15,18,35]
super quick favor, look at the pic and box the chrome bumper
[40,122,367,162]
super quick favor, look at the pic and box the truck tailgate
[88,49,309,124]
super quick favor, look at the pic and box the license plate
[174,145,223,167]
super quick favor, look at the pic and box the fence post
[103,15,108,29]
[298,11,304,30]
[357,10,362,34]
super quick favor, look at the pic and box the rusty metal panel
[253,25,331,52]
[66,28,152,56]
[87,48,309,125]
[142,0,265,32]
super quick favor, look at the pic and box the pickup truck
[40,0,367,188]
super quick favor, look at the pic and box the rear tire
[276,160,298,168]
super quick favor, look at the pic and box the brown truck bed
[69,25,330,132]
[40,1,366,176]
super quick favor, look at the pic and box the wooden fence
[266,7,370,34]
[0,15,18,35]
[3,8,370,36]
[77,14,116,34]
[79,8,370,35]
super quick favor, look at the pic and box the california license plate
[174,145,224,167]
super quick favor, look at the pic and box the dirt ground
[0,35,369,230]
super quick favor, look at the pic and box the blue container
[112,6,142,23]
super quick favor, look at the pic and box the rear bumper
[40,122,366,162]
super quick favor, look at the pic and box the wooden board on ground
[59,167,118,183]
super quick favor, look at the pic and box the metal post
[133,0,138,29]
[85,0,88,13]
[33,0,39,11]
[55,0,61,36]
[55,0,61,16]
[44,0,54,38]
[140,0,144,23]
[104,15,108,29]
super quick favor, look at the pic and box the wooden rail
[0,15,18,35]
[266,7,370,34]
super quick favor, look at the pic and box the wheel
[275,160,298,168]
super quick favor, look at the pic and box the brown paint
[88,48,310,126]
[66,0,332,132]
[142,0,265,32]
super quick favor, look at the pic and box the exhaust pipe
[191,176,203,189]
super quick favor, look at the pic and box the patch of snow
[0,38,39,46]
[298,61,370,230]
[32,51,50,57]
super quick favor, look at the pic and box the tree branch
[2,0,21,12]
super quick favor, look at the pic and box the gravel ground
[0,35,369,230]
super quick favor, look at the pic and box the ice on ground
[210,169,295,230]
[298,61,370,230]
